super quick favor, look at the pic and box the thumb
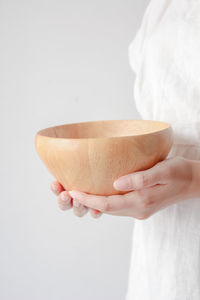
[113,161,165,191]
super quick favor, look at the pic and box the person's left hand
[69,156,195,219]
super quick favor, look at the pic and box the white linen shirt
[126,1,200,299]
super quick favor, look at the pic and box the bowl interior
[38,120,170,139]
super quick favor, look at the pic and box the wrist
[189,159,200,198]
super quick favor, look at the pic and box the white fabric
[126,0,200,299]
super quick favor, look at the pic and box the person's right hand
[50,181,102,218]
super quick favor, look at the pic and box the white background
[0,0,149,299]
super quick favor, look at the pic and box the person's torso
[126,2,200,299]
[129,0,200,149]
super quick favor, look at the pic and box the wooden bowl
[35,120,173,196]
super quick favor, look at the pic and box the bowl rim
[35,119,172,141]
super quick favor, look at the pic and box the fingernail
[113,176,132,191]
[61,193,70,202]
[73,199,81,208]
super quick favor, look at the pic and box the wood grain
[35,120,173,195]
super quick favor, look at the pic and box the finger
[51,181,65,196]
[113,161,166,192]
[58,191,72,210]
[73,198,88,217]
[69,190,131,212]
[90,208,102,218]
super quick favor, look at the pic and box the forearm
[189,159,200,198]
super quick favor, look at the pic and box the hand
[68,156,195,220]
[50,181,102,218]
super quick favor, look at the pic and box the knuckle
[135,191,153,220]
[102,198,111,212]
[128,175,135,188]
[136,190,154,211]
[137,191,149,207]
[165,165,174,179]
[174,156,183,163]
[164,156,183,178]
[137,173,148,188]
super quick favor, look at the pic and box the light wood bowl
[35,120,173,196]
